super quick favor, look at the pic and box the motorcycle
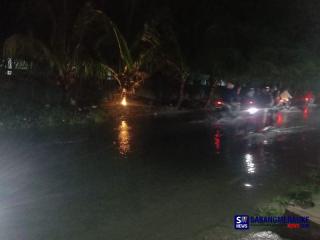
[276,98,291,110]
[211,99,240,118]
[241,98,260,115]
[303,92,315,107]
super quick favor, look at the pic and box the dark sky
[0,0,315,41]
[1,0,320,73]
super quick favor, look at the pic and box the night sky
[1,0,320,78]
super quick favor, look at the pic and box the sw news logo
[234,215,249,230]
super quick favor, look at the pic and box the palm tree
[99,18,160,95]
[3,1,161,104]
[4,2,109,90]
[143,12,189,108]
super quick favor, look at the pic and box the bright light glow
[245,153,255,174]
[247,107,259,115]
[121,97,127,106]
[244,183,253,188]
[120,120,127,129]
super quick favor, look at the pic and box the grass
[0,103,109,130]
[0,78,114,129]
[256,170,320,216]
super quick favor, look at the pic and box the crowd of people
[217,82,293,109]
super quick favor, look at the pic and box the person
[272,85,280,105]
[279,88,292,102]
[235,85,242,102]
[220,82,239,114]
[246,87,255,99]
[221,82,236,103]
[259,86,274,107]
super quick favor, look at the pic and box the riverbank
[280,192,320,240]
[0,100,206,130]
[105,97,208,118]
[0,104,110,130]
[252,168,320,240]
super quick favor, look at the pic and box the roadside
[253,169,320,240]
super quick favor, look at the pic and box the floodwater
[0,108,319,240]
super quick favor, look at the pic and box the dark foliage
[1,0,320,106]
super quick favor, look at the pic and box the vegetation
[0,95,109,130]
[1,0,320,127]
[2,1,139,104]
[256,169,320,216]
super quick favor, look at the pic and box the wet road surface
[0,108,319,240]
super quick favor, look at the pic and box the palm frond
[76,5,134,72]
[109,21,134,70]
[100,64,121,87]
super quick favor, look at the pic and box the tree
[97,17,161,95]
[144,10,189,108]
[3,2,112,103]
[3,1,164,105]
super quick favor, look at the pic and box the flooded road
[0,108,319,240]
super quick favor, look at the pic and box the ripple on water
[240,231,283,240]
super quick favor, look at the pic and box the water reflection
[118,120,130,156]
[303,107,309,120]
[276,112,283,126]
[244,153,255,174]
[243,183,253,188]
[214,129,222,154]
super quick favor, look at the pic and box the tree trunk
[205,78,218,108]
[176,76,187,109]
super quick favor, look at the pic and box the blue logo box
[234,215,249,230]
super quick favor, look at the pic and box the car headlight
[247,107,259,115]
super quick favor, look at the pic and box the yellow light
[118,120,130,156]
[120,120,127,129]
[121,97,127,106]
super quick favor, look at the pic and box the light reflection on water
[303,107,309,120]
[118,120,130,156]
[243,183,253,188]
[245,153,255,174]
[214,129,222,154]
[276,112,284,126]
